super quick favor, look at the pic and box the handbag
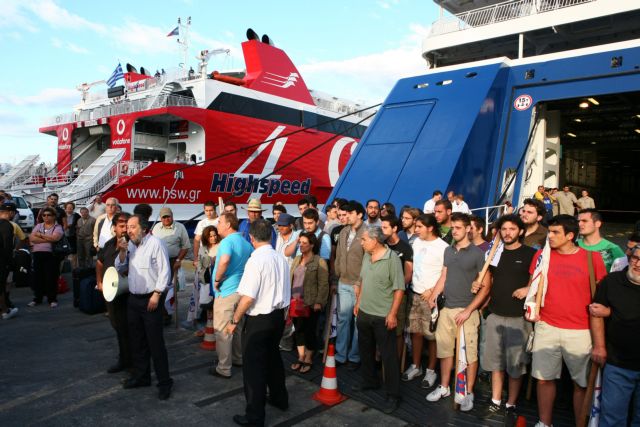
[52,234,72,257]
[288,297,311,318]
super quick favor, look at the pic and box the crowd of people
[0,185,639,427]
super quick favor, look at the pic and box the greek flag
[588,368,602,426]
[107,63,124,88]
[454,325,468,405]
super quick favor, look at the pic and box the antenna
[175,16,191,78]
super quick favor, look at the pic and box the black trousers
[292,310,319,351]
[32,252,59,303]
[107,293,131,367]
[357,310,400,397]
[242,309,288,424]
[127,293,172,386]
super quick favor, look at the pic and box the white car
[13,196,35,232]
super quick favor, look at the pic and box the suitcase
[13,249,32,288]
[73,267,96,308]
[78,275,105,314]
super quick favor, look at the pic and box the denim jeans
[600,363,640,427]
[335,282,359,363]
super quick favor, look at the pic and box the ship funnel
[246,28,259,41]
[126,63,138,73]
[261,34,275,46]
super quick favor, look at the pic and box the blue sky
[0,0,439,164]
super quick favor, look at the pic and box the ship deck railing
[470,204,509,231]
[42,94,198,127]
[429,0,596,37]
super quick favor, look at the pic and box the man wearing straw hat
[239,199,276,248]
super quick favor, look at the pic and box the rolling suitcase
[73,267,96,309]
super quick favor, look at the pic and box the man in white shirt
[192,201,218,268]
[115,214,173,400]
[225,219,290,427]
[423,190,443,214]
[93,197,118,252]
[88,194,106,219]
[452,194,471,214]
[274,213,298,266]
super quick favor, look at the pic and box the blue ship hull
[329,42,640,212]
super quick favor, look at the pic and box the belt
[130,292,153,299]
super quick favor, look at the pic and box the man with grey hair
[589,245,640,426]
[353,226,405,414]
[93,197,119,252]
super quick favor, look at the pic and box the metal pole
[519,33,524,59]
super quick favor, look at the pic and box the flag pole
[453,324,461,410]
[472,234,501,293]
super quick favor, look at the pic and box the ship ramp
[0,155,41,190]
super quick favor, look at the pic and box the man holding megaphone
[115,214,173,400]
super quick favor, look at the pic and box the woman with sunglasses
[194,225,220,336]
[29,207,64,308]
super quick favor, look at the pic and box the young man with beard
[520,198,547,250]
[475,215,536,421]
[403,214,448,388]
[433,200,453,244]
[366,199,382,227]
[399,207,420,245]
[380,216,413,361]
[115,215,173,400]
[590,245,640,426]
[427,213,489,411]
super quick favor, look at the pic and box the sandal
[194,329,205,338]
[299,362,312,374]
[291,360,305,371]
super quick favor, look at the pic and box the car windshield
[13,197,28,209]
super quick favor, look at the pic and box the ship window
[436,79,453,86]
[465,72,478,78]
[414,83,429,89]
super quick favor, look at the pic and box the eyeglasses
[42,213,53,217]
[631,255,640,264]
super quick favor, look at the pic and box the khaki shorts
[481,314,531,378]
[213,292,240,332]
[531,321,592,387]
[408,292,435,340]
[435,307,480,363]
[396,295,407,337]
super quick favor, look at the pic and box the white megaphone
[102,266,129,302]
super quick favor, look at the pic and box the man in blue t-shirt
[210,212,253,379]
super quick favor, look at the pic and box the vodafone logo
[514,94,533,111]
[116,119,126,136]
[61,128,69,141]
[328,137,357,186]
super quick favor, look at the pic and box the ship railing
[469,204,509,231]
[42,94,198,127]
[430,0,596,36]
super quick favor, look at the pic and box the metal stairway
[58,148,126,205]
[0,155,41,189]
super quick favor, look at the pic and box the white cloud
[51,37,90,55]
[26,0,106,33]
[0,87,78,108]
[108,19,177,55]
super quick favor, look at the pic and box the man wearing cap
[275,213,298,266]
[239,199,276,248]
[210,212,254,379]
[151,207,191,278]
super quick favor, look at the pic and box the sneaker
[50,302,58,308]
[421,369,437,388]
[401,364,423,381]
[534,422,553,427]
[485,402,501,417]
[505,406,518,425]
[460,393,474,412]
[2,307,18,320]
[426,385,450,402]
[27,301,38,307]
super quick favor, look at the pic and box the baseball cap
[276,213,295,226]
[159,207,173,218]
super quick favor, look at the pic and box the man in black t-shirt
[381,216,414,360]
[477,214,536,420]
[96,212,132,374]
[329,204,349,285]
[591,246,640,426]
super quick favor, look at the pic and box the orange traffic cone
[200,309,216,351]
[515,415,527,427]
[312,343,347,406]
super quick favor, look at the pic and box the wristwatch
[230,318,238,325]
[153,290,163,295]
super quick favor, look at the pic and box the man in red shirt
[526,215,606,427]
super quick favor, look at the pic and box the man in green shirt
[434,199,453,244]
[353,226,404,414]
[578,209,626,272]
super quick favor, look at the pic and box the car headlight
[28,214,34,220]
